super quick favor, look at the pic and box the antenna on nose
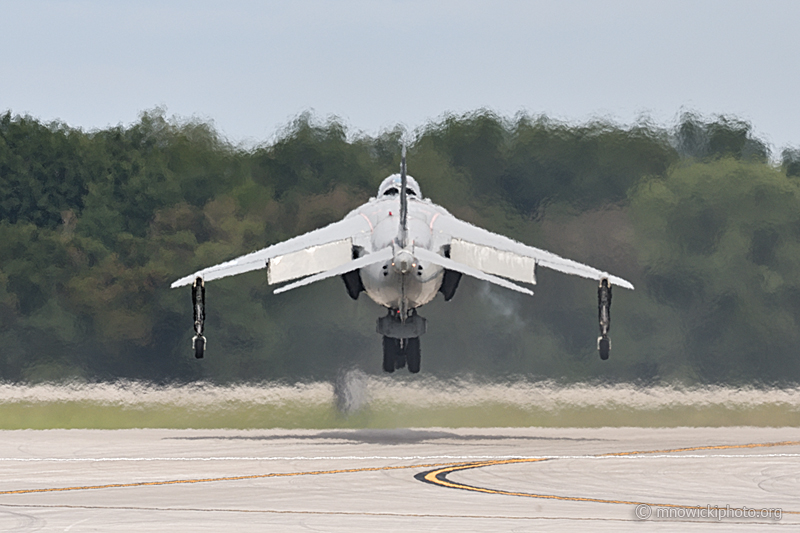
[400,145,408,247]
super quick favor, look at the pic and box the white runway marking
[2,453,800,462]
[63,517,90,531]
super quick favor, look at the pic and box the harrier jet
[171,149,633,372]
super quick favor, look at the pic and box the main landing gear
[382,336,421,374]
[598,278,612,360]
[377,309,426,374]
[192,277,206,359]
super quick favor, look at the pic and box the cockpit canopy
[377,174,422,199]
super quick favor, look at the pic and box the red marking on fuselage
[360,213,374,232]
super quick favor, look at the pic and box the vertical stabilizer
[400,145,408,247]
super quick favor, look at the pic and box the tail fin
[400,145,408,247]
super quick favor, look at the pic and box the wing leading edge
[170,214,372,288]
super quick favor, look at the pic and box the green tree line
[0,109,798,385]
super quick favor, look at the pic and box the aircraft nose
[392,249,416,274]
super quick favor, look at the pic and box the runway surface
[0,427,798,531]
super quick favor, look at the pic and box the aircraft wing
[171,214,372,288]
[432,214,634,290]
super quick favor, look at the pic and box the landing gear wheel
[193,335,205,359]
[382,336,401,373]
[405,337,421,373]
[598,336,610,360]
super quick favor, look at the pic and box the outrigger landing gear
[598,278,612,360]
[192,277,206,359]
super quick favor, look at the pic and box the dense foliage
[0,109,797,384]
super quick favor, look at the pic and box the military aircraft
[171,148,633,373]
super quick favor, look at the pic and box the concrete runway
[0,427,798,531]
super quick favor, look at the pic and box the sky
[1,0,799,152]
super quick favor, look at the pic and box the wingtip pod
[171,275,196,289]
[606,275,634,291]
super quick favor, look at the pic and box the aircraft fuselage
[351,194,447,311]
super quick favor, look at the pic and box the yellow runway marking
[0,461,461,496]
[2,439,798,519]
[418,440,800,515]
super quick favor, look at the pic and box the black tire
[395,343,406,370]
[382,336,401,373]
[599,337,610,361]
[194,336,205,359]
[405,337,421,374]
